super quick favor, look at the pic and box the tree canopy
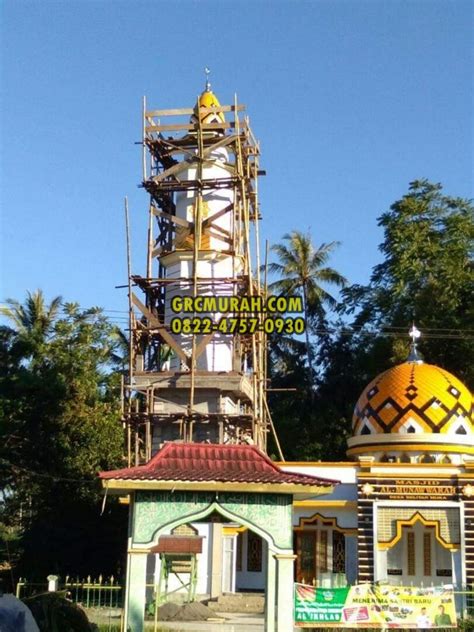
[268,231,346,385]
[342,179,473,385]
[0,292,126,584]
[268,180,473,461]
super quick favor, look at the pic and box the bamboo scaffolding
[123,94,279,463]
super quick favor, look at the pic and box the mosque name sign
[379,479,456,500]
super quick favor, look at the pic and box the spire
[191,68,225,126]
[407,324,423,363]
[204,66,211,92]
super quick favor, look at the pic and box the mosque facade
[286,346,473,591]
[215,346,474,595]
[102,340,473,629]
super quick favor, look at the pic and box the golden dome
[352,362,472,436]
[347,361,473,460]
[192,89,225,125]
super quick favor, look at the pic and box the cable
[2,304,474,340]
[2,304,474,334]
[0,458,108,485]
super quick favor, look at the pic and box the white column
[124,551,147,632]
[221,534,237,593]
[210,523,224,598]
[274,553,297,632]
[265,549,276,632]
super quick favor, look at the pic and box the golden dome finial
[407,324,423,364]
[204,66,211,92]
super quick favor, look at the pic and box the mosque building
[100,80,473,631]
[196,329,473,594]
[284,332,473,591]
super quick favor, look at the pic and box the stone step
[207,601,265,614]
[206,592,265,614]
[219,597,264,604]
[221,592,264,598]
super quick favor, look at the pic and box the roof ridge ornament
[407,324,423,364]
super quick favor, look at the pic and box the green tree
[343,179,474,386]
[268,231,346,383]
[0,292,126,583]
[1,290,62,369]
[309,179,474,463]
[265,233,346,459]
[266,334,310,460]
[269,181,473,462]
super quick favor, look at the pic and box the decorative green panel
[134,491,214,543]
[133,490,293,549]
[220,492,293,549]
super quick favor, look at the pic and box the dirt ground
[85,607,265,631]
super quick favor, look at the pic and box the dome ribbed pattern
[353,362,472,436]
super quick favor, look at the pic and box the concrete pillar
[124,551,147,632]
[210,523,223,598]
[222,534,238,593]
[265,549,276,632]
[274,553,296,632]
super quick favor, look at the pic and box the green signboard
[295,585,350,623]
[294,584,457,628]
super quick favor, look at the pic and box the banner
[294,583,457,628]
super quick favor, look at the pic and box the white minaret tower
[123,75,269,463]
[164,75,239,372]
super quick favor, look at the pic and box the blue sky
[1,0,472,329]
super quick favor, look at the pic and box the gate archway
[100,443,336,632]
[126,491,295,632]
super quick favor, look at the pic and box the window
[297,532,316,584]
[318,530,328,573]
[295,530,330,584]
[407,531,416,575]
[332,531,346,574]
[247,531,262,572]
[423,532,432,576]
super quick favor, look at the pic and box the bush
[23,592,97,632]
[458,618,474,632]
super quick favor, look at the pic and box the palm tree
[1,290,62,365]
[268,231,346,384]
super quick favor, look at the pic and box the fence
[15,575,124,609]
[14,577,474,626]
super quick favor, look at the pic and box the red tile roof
[100,443,337,488]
